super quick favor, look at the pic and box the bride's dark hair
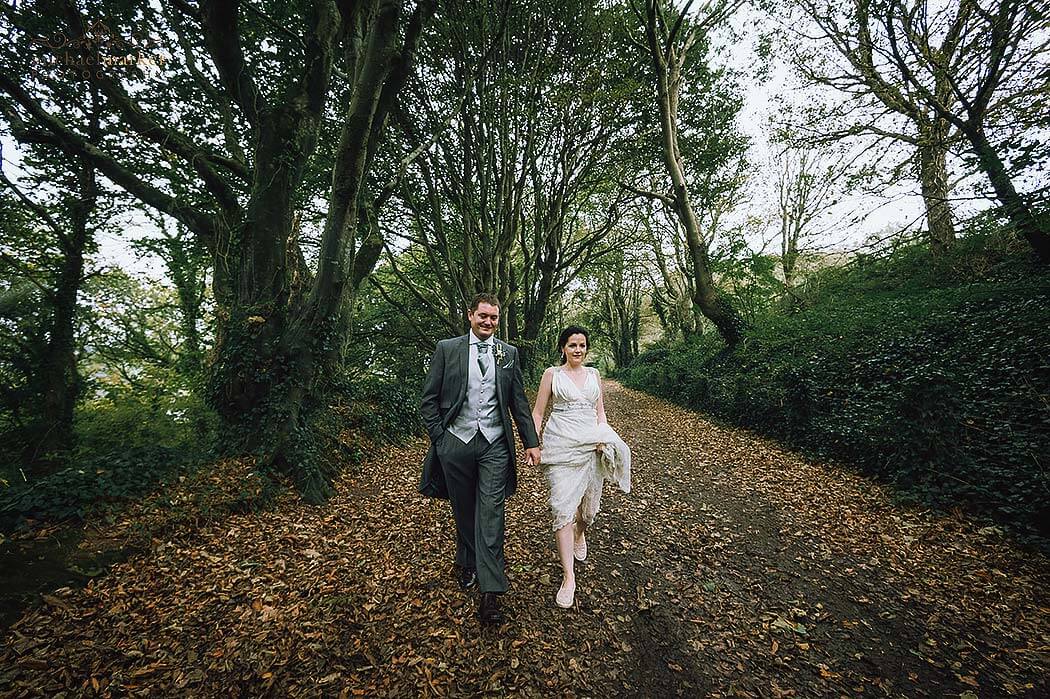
[557,325,590,365]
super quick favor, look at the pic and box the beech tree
[587,242,645,369]
[1,0,436,500]
[631,0,748,346]
[880,0,1050,262]
[791,0,1048,262]
[376,0,633,372]
[789,0,961,255]
[0,78,103,467]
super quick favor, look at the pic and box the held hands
[525,446,542,466]
[594,442,605,453]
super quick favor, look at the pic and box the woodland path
[1,381,1048,697]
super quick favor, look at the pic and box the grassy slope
[622,237,1050,535]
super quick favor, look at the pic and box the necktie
[477,342,490,375]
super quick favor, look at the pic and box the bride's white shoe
[555,581,576,609]
[573,531,587,562]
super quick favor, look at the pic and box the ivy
[0,445,203,524]
[622,262,1050,536]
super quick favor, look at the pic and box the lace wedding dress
[541,366,631,531]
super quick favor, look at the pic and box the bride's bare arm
[532,367,554,439]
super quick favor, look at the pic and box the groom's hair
[469,292,501,311]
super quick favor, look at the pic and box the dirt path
[2,382,1047,697]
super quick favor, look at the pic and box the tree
[640,200,701,338]
[789,0,962,256]
[879,0,1050,262]
[0,77,104,467]
[1,0,436,500]
[132,217,210,377]
[377,0,633,372]
[775,147,850,301]
[591,245,645,369]
[631,0,748,345]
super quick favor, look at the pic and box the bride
[531,325,631,608]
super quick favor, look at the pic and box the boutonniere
[493,343,511,368]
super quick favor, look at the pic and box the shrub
[622,238,1050,536]
[0,370,219,526]
[0,444,201,523]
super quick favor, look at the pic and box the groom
[419,293,541,625]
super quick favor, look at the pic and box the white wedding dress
[541,366,631,531]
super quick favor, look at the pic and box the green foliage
[0,277,51,461]
[76,372,218,457]
[0,368,219,524]
[345,374,422,446]
[0,265,219,522]
[0,191,77,463]
[0,445,203,523]
[622,235,1050,534]
[709,230,783,326]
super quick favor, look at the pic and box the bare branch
[0,75,219,245]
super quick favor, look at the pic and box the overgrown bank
[0,372,419,630]
[620,240,1050,537]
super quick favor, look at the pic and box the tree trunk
[520,308,545,376]
[780,247,800,312]
[675,282,697,338]
[160,230,207,375]
[607,287,639,368]
[917,121,955,256]
[662,149,744,344]
[780,216,799,310]
[646,4,746,346]
[33,122,98,465]
[519,250,557,374]
[782,254,798,291]
[34,166,92,463]
[205,0,432,503]
[964,124,1050,263]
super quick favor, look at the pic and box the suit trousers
[438,430,510,594]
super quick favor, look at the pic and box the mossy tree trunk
[1,0,435,501]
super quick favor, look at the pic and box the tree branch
[0,168,66,242]
[200,0,267,128]
[618,180,676,207]
[0,76,218,245]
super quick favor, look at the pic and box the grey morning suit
[419,332,539,594]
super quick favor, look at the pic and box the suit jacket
[419,334,539,499]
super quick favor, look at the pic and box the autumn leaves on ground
[2,382,1048,697]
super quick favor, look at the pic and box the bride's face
[562,334,588,366]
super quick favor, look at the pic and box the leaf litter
[0,382,1047,696]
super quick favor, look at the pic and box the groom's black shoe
[478,592,503,625]
[456,566,478,591]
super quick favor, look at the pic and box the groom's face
[468,302,500,340]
